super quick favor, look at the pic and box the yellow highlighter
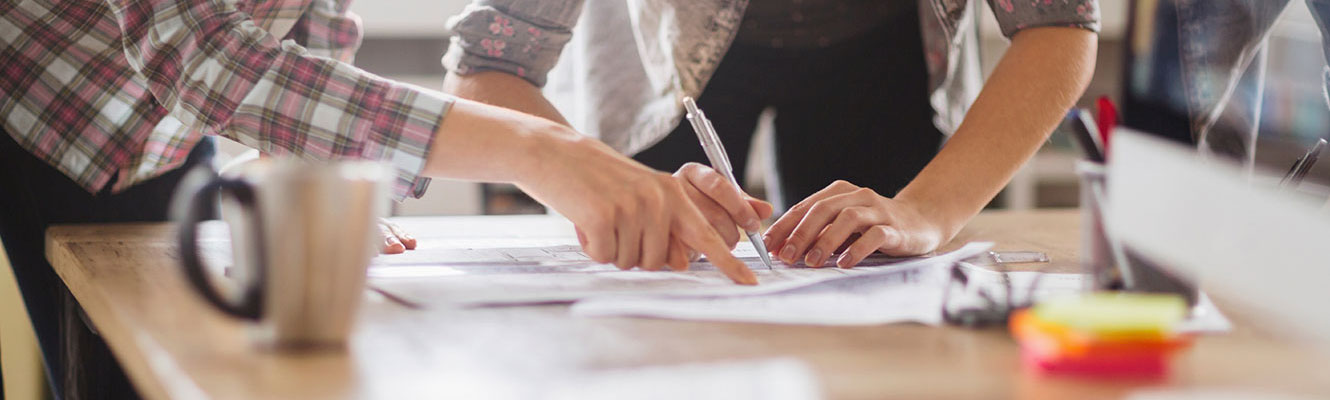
[1031,293,1188,341]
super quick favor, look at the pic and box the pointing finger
[675,205,756,285]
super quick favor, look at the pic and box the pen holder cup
[1076,161,1199,305]
[1076,161,1116,290]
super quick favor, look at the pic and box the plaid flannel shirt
[0,0,451,199]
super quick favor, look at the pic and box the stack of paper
[368,242,994,306]
[368,239,1229,332]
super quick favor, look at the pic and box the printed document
[368,241,994,306]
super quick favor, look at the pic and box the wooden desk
[46,210,1330,399]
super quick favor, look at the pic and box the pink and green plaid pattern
[0,0,450,199]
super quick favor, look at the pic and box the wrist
[512,121,585,188]
[423,99,579,184]
[893,189,967,243]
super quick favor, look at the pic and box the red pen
[1096,96,1117,155]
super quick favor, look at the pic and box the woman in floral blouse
[442,0,1100,268]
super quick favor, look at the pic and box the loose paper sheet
[573,261,952,325]
[368,241,995,306]
[572,262,1231,333]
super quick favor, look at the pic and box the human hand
[763,180,946,268]
[378,218,417,254]
[672,163,773,249]
[520,135,757,284]
[418,99,755,284]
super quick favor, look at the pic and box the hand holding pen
[678,97,777,268]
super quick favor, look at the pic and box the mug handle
[177,177,266,320]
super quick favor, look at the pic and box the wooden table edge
[47,225,190,400]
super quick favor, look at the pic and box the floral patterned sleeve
[988,0,1101,38]
[442,1,586,87]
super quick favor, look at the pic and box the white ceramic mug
[173,159,389,349]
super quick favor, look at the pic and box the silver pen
[682,97,775,269]
[1281,138,1326,187]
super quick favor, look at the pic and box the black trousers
[635,13,942,208]
[0,131,215,399]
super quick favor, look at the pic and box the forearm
[896,27,1097,237]
[421,98,582,184]
[442,71,572,126]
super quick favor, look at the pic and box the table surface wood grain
[45,209,1330,399]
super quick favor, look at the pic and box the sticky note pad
[1020,345,1170,378]
[1031,293,1187,339]
[1011,309,1191,359]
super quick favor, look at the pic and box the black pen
[1066,109,1105,162]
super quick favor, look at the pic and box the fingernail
[779,245,797,263]
[805,249,824,267]
[403,234,415,241]
[743,219,760,232]
[837,253,853,269]
[383,237,405,254]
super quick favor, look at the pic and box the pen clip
[700,118,733,173]
[683,97,736,177]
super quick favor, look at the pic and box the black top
[736,0,915,49]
